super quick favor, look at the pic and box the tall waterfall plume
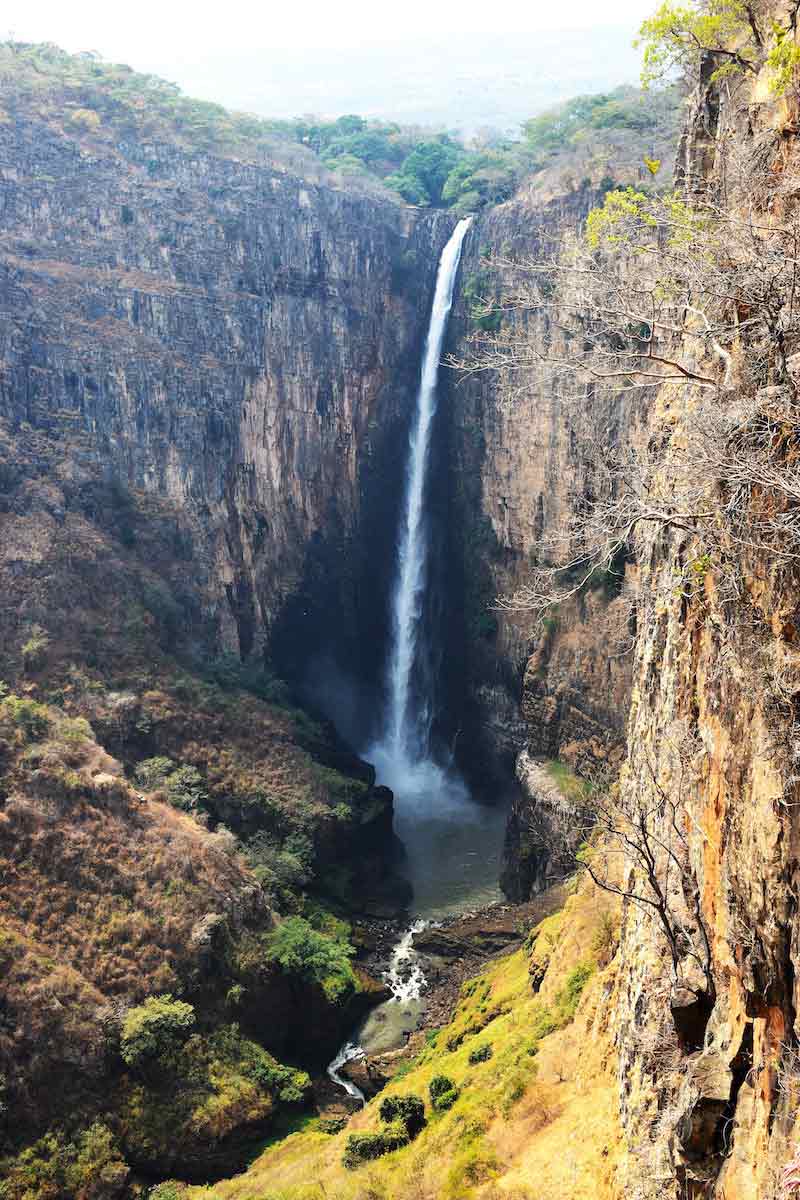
[371,216,472,795]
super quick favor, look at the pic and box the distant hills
[160,28,643,135]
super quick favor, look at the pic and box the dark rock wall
[0,112,455,723]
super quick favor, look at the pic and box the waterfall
[327,220,508,1100]
[372,216,472,786]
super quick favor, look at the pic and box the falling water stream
[327,217,507,1101]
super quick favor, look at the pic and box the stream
[326,775,507,1102]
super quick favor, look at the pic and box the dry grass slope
[188,878,625,1200]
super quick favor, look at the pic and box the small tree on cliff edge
[524,734,715,1047]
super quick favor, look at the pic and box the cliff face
[609,62,800,1200]
[443,187,644,893]
[0,103,454,701]
[0,78,457,1178]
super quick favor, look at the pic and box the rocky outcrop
[500,750,586,901]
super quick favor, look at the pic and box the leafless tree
[525,733,715,1014]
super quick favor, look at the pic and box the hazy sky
[3,0,655,129]
[5,0,652,58]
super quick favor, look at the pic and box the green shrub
[556,961,595,1021]
[3,695,51,740]
[148,1184,186,1200]
[55,715,93,745]
[263,916,357,1003]
[342,1122,410,1169]
[319,1116,347,1135]
[67,1123,129,1197]
[0,1124,128,1200]
[529,1006,558,1041]
[429,1075,460,1112]
[200,654,290,705]
[134,757,207,812]
[247,831,314,906]
[468,1043,493,1064]
[378,1094,426,1137]
[21,625,49,671]
[209,1025,310,1104]
[120,994,195,1067]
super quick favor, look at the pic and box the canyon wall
[0,70,455,1173]
[609,58,800,1200]
[0,99,454,709]
[442,30,800,1194]
[443,186,646,893]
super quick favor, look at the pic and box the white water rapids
[323,921,429,1108]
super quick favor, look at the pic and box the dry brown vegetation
[0,692,272,1123]
[0,419,385,1172]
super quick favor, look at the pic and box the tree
[263,916,356,1002]
[120,995,195,1067]
[525,738,715,1046]
[384,171,431,206]
[396,139,463,206]
[637,0,800,94]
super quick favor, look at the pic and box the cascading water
[327,216,506,1096]
[327,1043,366,1106]
[371,215,473,789]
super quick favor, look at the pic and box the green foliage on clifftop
[0,42,680,213]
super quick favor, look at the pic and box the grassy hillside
[0,415,398,1185]
[187,877,623,1200]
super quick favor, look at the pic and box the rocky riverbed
[313,886,568,1114]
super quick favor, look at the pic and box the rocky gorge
[3,12,800,1200]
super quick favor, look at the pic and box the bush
[3,695,51,740]
[56,715,93,745]
[247,831,314,907]
[556,961,595,1021]
[0,1124,128,1200]
[209,1025,310,1104]
[135,757,207,812]
[378,1094,426,1137]
[342,1122,410,1169]
[468,1043,493,1064]
[529,1006,558,1042]
[263,917,357,1003]
[429,1075,460,1112]
[200,654,290,705]
[21,625,50,671]
[120,994,195,1067]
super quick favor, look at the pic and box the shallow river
[327,766,508,1096]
